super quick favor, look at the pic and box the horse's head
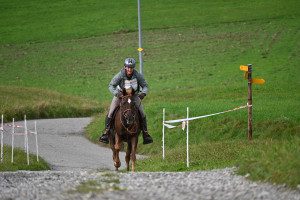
[120,89,137,126]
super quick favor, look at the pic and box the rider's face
[125,66,134,77]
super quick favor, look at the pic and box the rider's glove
[117,91,123,98]
[138,93,146,100]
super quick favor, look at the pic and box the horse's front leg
[109,137,118,170]
[114,132,121,170]
[126,141,132,171]
[131,136,138,172]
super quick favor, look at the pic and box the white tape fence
[0,115,39,165]
[162,104,250,167]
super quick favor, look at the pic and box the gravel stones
[1,168,299,200]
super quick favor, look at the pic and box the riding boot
[141,117,153,144]
[99,116,112,144]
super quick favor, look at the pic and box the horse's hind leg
[126,141,132,171]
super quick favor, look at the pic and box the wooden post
[247,64,253,140]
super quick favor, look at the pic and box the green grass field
[0,0,299,187]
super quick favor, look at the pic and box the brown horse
[109,89,141,172]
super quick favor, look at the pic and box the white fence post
[24,116,27,153]
[162,104,248,167]
[186,107,189,168]
[24,115,29,165]
[11,118,14,163]
[2,115,38,164]
[1,114,3,163]
[162,108,165,160]
[34,121,39,162]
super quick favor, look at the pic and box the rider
[99,58,153,145]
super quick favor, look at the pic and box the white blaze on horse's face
[128,98,131,104]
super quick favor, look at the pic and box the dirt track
[2,117,135,170]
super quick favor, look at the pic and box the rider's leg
[99,115,111,144]
[134,96,153,144]
[140,116,153,144]
[99,97,120,144]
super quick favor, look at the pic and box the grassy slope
[0,0,299,186]
[0,85,101,121]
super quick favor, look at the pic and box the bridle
[120,98,139,135]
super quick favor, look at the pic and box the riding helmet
[124,58,136,68]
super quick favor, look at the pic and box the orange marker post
[240,64,265,140]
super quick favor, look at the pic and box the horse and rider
[99,57,153,145]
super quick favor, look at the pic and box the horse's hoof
[114,162,121,168]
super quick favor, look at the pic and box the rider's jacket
[109,69,148,97]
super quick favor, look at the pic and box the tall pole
[137,0,143,75]
[247,64,253,140]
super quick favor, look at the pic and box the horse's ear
[122,88,126,96]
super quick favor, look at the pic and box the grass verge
[237,138,300,188]
[0,145,50,171]
[134,139,300,188]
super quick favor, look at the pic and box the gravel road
[2,117,131,170]
[1,118,299,200]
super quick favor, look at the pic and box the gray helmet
[124,58,136,68]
